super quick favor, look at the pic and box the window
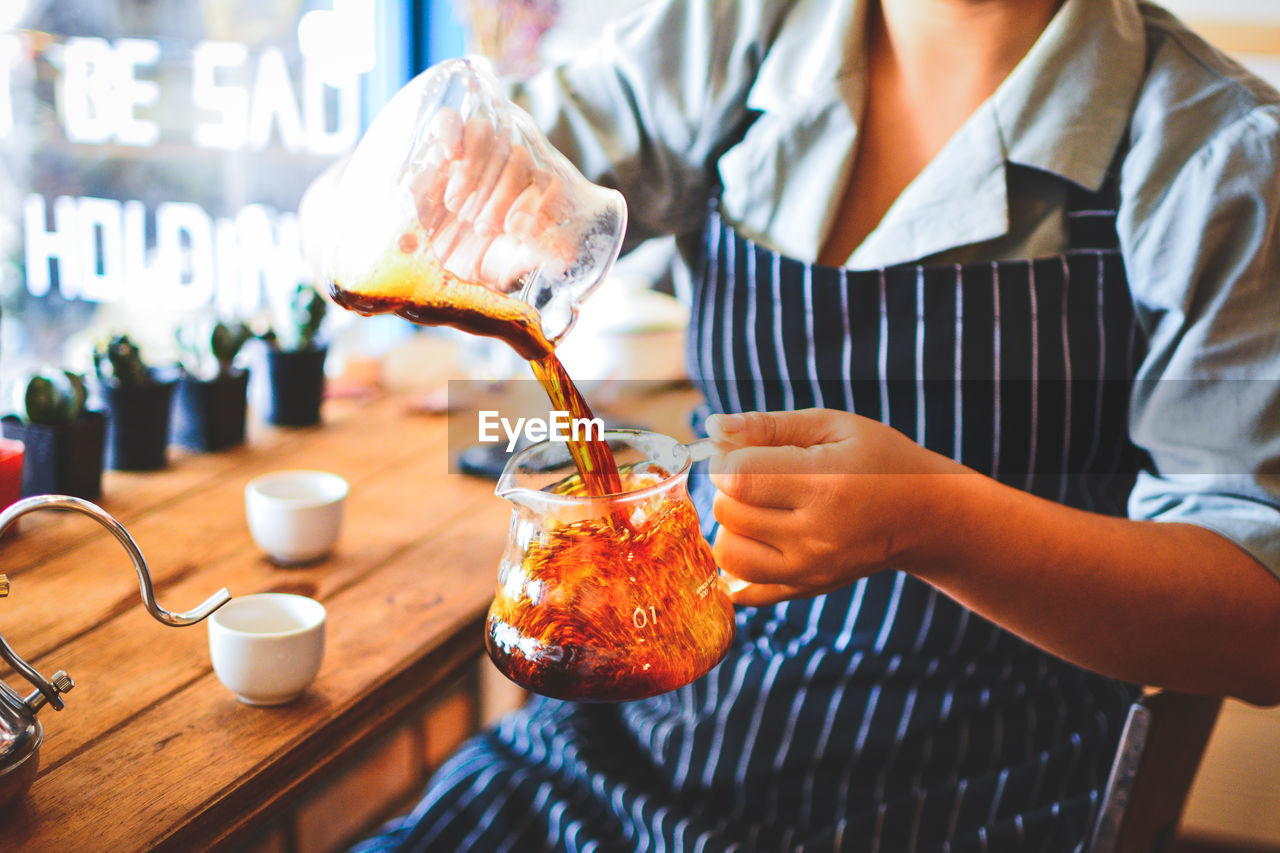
[0,0,464,395]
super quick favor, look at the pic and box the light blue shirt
[510,0,1280,576]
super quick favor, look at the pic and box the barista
[309,0,1280,850]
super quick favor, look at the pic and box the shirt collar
[744,0,1148,267]
[852,0,1149,267]
[993,0,1147,192]
[746,0,864,120]
[849,0,1152,266]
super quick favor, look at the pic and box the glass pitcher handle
[686,438,717,464]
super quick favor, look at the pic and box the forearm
[917,472,1280,705]
[708,408,1280,704]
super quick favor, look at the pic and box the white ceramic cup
[245,470,348,565]
[208,593,326,706]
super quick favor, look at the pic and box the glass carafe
[487,430,736,702]
[325,57,627,357]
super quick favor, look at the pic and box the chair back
[1089,690,1223,853]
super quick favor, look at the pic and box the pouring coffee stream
[327,251,738,702]
[324,59,737,701]
[328,260,622,498]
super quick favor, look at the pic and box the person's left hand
[706,408,969,607]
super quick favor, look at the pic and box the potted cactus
[171,319,254,451]
[260,283,329,427]
[1,368,106,499]
[92,334,177,471]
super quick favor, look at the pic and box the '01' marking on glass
[632,605,658,629]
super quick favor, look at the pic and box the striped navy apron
[356,169,1145,853]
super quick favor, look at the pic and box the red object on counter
[0,438,23,515]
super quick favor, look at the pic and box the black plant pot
[171,370,250,452]
[265,347,327,427]
[101,376,177,471]
[1,411,107,499]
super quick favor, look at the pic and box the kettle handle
[0,494,231,626]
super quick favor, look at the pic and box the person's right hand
[307,57,621,323]
[407,105,578,293]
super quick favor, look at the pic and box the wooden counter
[0,343,701,852]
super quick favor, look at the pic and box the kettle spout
[0,494,231,626]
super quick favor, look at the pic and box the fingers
[712,527,822,599]
[403,110,577,286]
[711,490,797,541]
[723,578,811,608]
[714,525,840,606]
[413,142,455,236]
[506,174,571,235]
[429,216,468,265]
[534,174,573,230]
[707,409,853,449]
[425,106,464,157]
[705,409,861,508]
[444,117,500,211]
[709,446,817,509]
[501,176,576,269]
[413,108,465,236]
[457,143,511,226]
[711,526,784,579]
[475,144,534,235]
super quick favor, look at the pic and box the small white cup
[245,470,348,565]
[208,593,326,706]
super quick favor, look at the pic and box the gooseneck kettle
[0,494,231,810]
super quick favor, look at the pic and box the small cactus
[271,284,328,352]
[176,318,253,380]
[210,321,254,373]
[93,334,153,386]
[11,368,88,426]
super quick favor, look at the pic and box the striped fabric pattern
[689,214,1149,515]
[353,179,1145,853]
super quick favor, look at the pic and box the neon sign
[3,1,373,317]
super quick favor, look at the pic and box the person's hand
[302,62,584,296]
[706,409,969,607]
[407,105,577,292]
